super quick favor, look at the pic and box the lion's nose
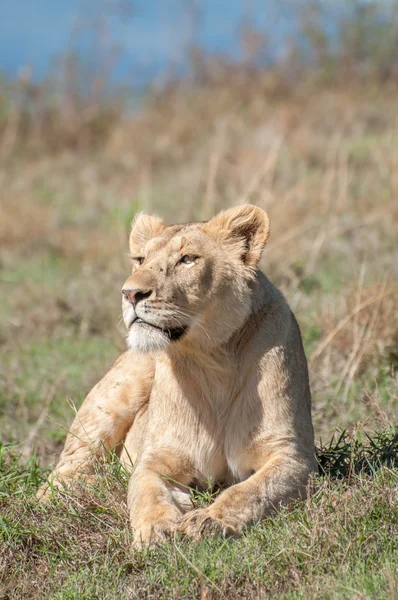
[122,288,152,306]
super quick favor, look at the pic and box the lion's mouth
[132,317,187,341]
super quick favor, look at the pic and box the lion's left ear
[129,212,165,253]
[205,205,270,267]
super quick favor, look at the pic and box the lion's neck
[159,272,287,414]
[226,271,284,353]
[167,271,284,368]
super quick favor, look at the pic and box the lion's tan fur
[38,205,317,546]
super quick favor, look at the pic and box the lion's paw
[36,474,96,502]
[178,508,238,541]
[132,512,182,550]
[36,481,57,502]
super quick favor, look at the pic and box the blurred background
[0,0,397,463]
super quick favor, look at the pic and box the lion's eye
[180,255,195,266]
[132,256,144,266]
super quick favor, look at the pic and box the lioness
[38,205,317,546]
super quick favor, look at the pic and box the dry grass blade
[309,290,395,366]
[20,374,65,462]
[173,540,225,597]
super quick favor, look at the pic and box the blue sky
[0,0,301,82]
[2,1,379,84]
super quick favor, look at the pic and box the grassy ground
[0,78,397,598]
[1,431,397,599]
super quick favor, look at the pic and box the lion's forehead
[145,224,207,257]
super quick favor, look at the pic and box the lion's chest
[181,399,256,485]
[147,359,258,485]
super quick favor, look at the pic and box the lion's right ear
[205,205,270,268]
[129,213,165,252]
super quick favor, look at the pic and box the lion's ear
[205,205,270,267]
[129,213,165,252]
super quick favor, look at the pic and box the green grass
[0,247,122,454]
[0,336,118,447]
[1,430,397,599]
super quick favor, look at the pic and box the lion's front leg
[180,451,315,540]
[37,352,154,499]
[128,451,193,548]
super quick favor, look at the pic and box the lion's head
[122,205,270,353]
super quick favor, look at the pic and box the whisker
[167,309,211,340]
[160,305,208,325]
[144,305,211,340]
[145,305,206,326]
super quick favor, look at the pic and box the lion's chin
[127,323,171,353]
[127,320,188,353]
